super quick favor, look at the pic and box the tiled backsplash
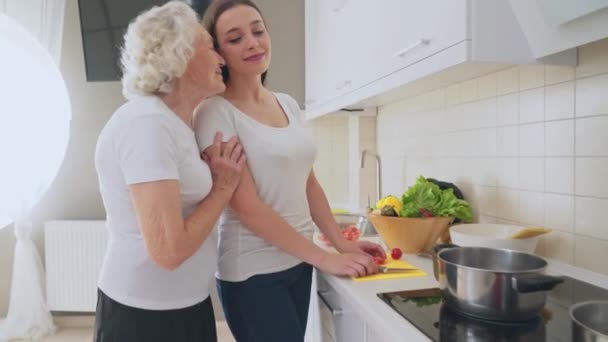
[377,38,608,275]
[305,115,377,209]
[358,117,377,209]
[305,115,349,205]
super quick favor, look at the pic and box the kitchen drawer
[317,276,366,342]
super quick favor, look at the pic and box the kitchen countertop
[313,234,608,342]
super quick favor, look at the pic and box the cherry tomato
[341,225,360,241]
[419,208,433,217]
[391,247,403,260]
[373,255,386,265]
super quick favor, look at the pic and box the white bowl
[449,224,540,253]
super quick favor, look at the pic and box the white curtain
[0,0,67,340]
[0,0,66,65]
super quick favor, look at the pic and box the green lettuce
[399,176,473,222]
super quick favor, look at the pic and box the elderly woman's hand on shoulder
[203,131,246,195]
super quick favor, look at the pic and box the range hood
[509,0,608,58]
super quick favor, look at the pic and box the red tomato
[391,248,403,260]
[341,225,360,241]
[319,225,360,247]
[419,208,433,217]
[373,255,386,265]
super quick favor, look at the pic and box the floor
[12,320,235,342]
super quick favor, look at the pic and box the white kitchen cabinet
[317,274,394,342]
[305,0,380,109]
[317,275,366,342]
[304,0,336,108]
[304,0,577,120]
[373,0,467,83]
[509,0,608,58]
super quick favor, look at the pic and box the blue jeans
[217,263,313,342]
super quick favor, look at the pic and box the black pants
[217,263,313,342]
[94,289,217,342]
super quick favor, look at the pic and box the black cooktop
[378,276,608,341]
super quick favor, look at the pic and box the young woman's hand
[203,132,246,196]
[316,252,378,278]
[335,239,387,260]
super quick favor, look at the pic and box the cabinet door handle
[393,38,431,58]
[335,80,352,90]
[317,291,344,316]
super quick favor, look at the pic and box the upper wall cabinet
[509,0,608,58]
[304,0,577,120]
[305,0,380,108]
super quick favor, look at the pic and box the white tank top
[194,93,317,282]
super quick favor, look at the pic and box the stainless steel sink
[334,213,377,236]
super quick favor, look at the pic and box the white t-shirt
[95,95,217,310]
[194,93,317,282]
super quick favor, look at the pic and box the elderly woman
[93,2,245,341]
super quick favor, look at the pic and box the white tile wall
[545,158,574,194]
[519,88,545,124]
[519,157,544,192]
[576,74,608,117]
[545,65,575,85]
[576,158,608,198]
[576,116,608,156]
[305,115,350,205]
[519,65,545,91]
[497,93,519,126]
[376,38,608,275]
[359,117,378,208]
[519,123,545,156]
[544,193,574,232]
[545,120,574,156]
[545,82,575,120]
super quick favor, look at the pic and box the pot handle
[511,274,565,293]
[431,244,459,281]
[432,243,459,254]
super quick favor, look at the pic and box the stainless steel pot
[570,301,608,342]
[434,245,564,322]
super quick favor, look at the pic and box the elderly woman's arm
[131,133,244,271]
[129,180,231,270]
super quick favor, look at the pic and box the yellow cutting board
[353,258,426,282]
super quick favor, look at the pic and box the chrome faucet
[360,150,382,206]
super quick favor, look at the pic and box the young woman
[195,1,385,341]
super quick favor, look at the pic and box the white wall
[256,0,305,107]
[377,38,608,275]
[0,0,123,316]
[305,115,377,209]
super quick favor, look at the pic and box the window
[0,14,71,227]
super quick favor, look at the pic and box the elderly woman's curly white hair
[120,1,199,99]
